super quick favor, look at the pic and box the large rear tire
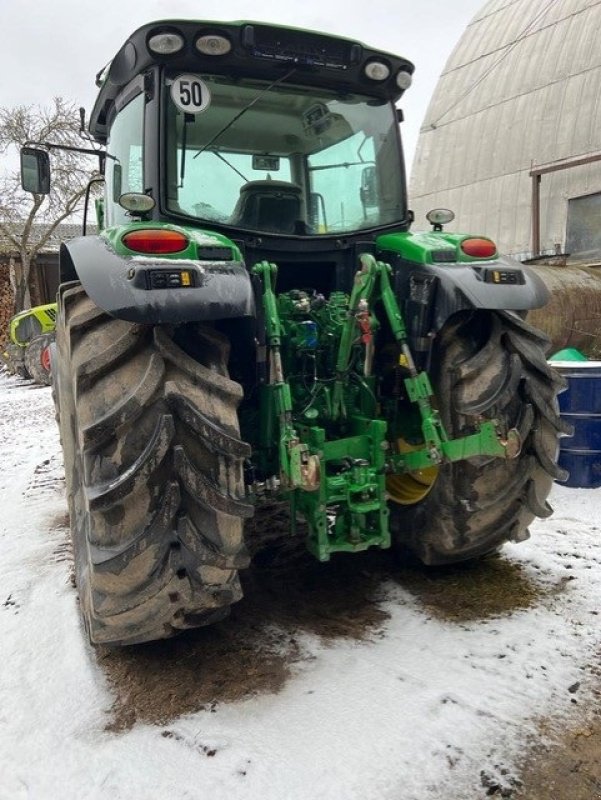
[56,283,253,646]
[390,310,569,565]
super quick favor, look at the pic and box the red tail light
[460,238,497,258]
[122,229,188,254]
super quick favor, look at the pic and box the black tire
[390,310,570,565]
[56,283,253,646]
[25,333,54,385]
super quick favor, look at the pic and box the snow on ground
[0,372,599,800]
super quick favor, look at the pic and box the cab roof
[89,19,414,142]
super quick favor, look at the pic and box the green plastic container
[549,348,588,362]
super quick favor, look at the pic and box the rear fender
[394,257,549,328]
[380,254,550,366]
[378,230,549,333]
[60,235,255,324]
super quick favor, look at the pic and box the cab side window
[105,92,144,225]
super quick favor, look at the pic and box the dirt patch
[99,546,562,731]
[517,716,601,800]
[101,622,294,733]
[395,554,551,623]
[466,659,601,799]
[101,548,391,732]
[516,661,601,800]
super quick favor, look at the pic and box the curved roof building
[410,0,601,260]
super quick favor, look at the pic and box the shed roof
[0,223,90,255]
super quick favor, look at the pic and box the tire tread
[56,284,251,645]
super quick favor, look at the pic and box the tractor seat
[229,180,305,234]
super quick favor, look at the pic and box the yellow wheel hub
[387,438,438,505]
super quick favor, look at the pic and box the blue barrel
[552,361,601,488]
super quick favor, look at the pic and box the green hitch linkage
[356,254,521,468]
[252,261,320,493]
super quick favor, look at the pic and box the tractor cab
[90,20,414,292]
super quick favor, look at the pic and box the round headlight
[396,70,412,91]
[364,61,390,81]
[195,35,232,56]
[148,32,184,55]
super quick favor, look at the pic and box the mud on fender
[387,255,550,332]
[60,235,255,324]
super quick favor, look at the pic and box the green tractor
[21,20,567,646]
[2,303,56,385]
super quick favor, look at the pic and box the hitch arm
[252,261,319,490]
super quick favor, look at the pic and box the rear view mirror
[360,165,378,208]
[20,147,50,195]
[252,154,280,171]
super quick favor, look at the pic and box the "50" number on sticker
[170,75,211,114]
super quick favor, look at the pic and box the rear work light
[148,32,185,55]
[195,34,232,55]
[460,238,497,258]
[396,70,412,90]
[364,61,390,81]
[122,229,189,254]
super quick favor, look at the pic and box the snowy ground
[0,372,599,800]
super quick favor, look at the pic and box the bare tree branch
[0,98,98,311]
[0,219,20,250]
[34,185,89,254]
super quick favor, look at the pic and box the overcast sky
[0,0,484,171]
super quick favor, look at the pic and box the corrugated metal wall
[410,0,601,257]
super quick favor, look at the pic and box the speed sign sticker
[170,75,211,114]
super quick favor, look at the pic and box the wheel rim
[387,438,438,505]
[40,345,51,372]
